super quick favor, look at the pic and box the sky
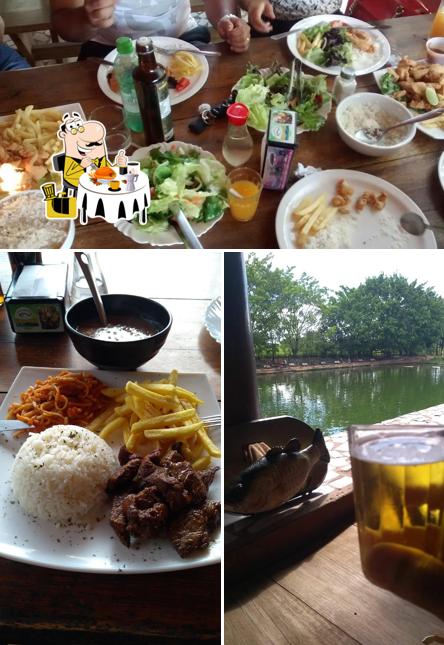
[244,250,444,297]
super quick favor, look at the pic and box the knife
[287,58,296,103]
[0,420,34,432]
[271,24,392,40]
[295,58,303,104]
[171,208,204,249]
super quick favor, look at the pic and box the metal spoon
[355,107,444,144]
[400,212,444,236]
[74,252,108,325]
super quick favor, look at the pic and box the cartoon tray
[77,172,150,225]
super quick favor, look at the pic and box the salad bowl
[115,142,227,247]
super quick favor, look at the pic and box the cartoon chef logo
[41,112,149,225]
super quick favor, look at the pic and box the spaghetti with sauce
[7,371,109,434]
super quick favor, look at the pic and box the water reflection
[257,365,444,435]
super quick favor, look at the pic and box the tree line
[246,254,444,361]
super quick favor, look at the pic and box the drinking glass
[70,252,108,304]
[88,105,131,157]
[227,168,263,223]
[348,424,444,581]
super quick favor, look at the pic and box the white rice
[12,425,117,523]
[339,103,410,146]
[0,192,68,248]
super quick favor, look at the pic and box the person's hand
[365,542,444,621]
[80,156,95,168]
[84,0,116,30]
[114,149,127,167]
[217,15,251,53]
[247,0,275,34]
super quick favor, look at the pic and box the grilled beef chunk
[106,458,142,495]
[168,501,221,558]
[107,447,220,555]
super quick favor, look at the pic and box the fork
[201,414,221,429]
[153,46,221,58]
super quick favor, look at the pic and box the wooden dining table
[0,250,221,644]
[1,13,443,249]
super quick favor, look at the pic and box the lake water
[257,363,444,435]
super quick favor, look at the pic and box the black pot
[65,294,172,370]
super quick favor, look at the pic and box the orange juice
[431,8,444,37]
[228,179,261,222]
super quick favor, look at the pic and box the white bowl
[336,92,416,157]
[0,189,75,249]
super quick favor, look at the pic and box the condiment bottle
[133,37,174,145]
[114,37,143,133]
[222,103,253,167]
[332,68,357,105]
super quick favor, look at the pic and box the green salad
[136,144,228,233]
[235,62,332,132]
[299,23,353,68]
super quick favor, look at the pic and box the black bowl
[65,294,172,370]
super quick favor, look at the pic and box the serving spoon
[74,252,108,325]
[400,212,444,236]
[355,107,444,144]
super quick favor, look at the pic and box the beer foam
[355,434,444,465]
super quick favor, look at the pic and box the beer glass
[348,425,444,580]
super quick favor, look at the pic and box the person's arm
[50,0,116,43]
[202,0,251,53]
[0,15,5,43]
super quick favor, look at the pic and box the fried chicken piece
[332,195,348,207]
[336,179,354,197]
[355,192,371,212]
[348,28,376,54]
[168,501,221,557]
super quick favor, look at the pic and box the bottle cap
[116,36,134,55]
[136,36,154,53]
[227,102,250,126]
[340,67,355,80]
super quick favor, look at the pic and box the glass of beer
[348,425,444,580]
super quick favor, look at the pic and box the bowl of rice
[336,93,416,157]
[0,190,75,249]
[11,425,117,524]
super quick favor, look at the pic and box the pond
[257,363,444,435]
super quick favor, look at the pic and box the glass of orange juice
[228,168,263,222]
[431,1,444,37]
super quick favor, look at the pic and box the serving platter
[115,141,226,247]
[0,367,221,574]
[287,14,391,77]
[373,67,444,141]
[97,36,209,107]
[275,169,437,249]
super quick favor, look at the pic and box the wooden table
[1,14,442,248]
[225,523,444,645]
[0,250,221,644]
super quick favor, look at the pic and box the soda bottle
[114,36,143,133]
[133,37,174,145]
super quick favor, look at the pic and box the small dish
[65,294,172,370]
[336,92,415,157]
[426,37,444,64]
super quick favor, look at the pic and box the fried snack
[167,51,202,80]
[385,57,444,112]
[292,193,338,246]
[0,105,63,190]
[7,371,110,435]
[91,370,221,469]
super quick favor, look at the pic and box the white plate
[275,169,437,249]
[115,141,226,247]
[205,297,221,344]
[0,367,221,574]
[439,152,444,191]
[374,67,444,141]
[288,15,391,77]
[232,68,332,134]
[97,37,209,107]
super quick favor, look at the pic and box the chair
[345,0,438,19]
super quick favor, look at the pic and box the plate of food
[288,15,391,76]
[205,297,221,344]
[275,169,436,249]
[0,103,85,195]
[233,62,332,133]
[97,36,209,107]
[374,57,444,140]
[0,367,221,573]
[115,141,227,246]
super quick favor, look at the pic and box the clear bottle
[133,37,174,145]
[114,36,143,133]
[222,103,253,167]
[332,68,357,105]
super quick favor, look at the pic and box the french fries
[89,370,220,469]
[0,105,63,190]
[167,51,202,80]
